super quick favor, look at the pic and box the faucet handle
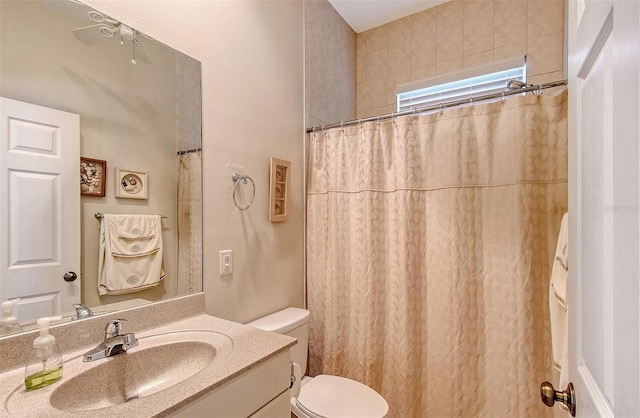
[105,319,128,338]
[72,303,94,320]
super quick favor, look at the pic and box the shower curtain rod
[177,147,201,155]
[306,79,568,133]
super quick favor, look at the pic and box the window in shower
[396,56,527,112]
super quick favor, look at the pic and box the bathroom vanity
[0,294,295,417]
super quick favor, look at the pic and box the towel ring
[232,173,255,211]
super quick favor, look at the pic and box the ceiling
[327,0,450,33]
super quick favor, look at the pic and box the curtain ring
[231,173,255,211]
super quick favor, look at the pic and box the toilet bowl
[248,307,388,418]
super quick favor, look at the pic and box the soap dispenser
[24,316,63,391]
[0,298,23,335]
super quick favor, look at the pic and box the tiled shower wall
[175,52,202,152]
[305,0,357,130]
[356,0,565,118]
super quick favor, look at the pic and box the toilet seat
[294,375,388,418]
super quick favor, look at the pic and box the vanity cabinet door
[248,390,290,418]
[171,350,291,418]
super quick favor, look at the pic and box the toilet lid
[296,375,389,418]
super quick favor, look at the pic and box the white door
[0,97,80,323]
[566,0,640,416]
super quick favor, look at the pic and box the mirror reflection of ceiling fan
[72,20,151,65]
[43,0,152,65]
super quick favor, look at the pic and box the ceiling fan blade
[72,24,116,45]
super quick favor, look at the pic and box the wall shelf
[268,158,290,222]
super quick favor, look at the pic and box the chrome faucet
[72,303,94,320]
[83,319,139,362]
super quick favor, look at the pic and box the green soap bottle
[24,316,63,391]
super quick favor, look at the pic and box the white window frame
[396,57,527,112]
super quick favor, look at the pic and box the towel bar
[94,212,168,220]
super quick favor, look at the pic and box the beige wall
[81,0,306,323]
[356,0,565,117]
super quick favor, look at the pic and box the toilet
[248,307,389,418]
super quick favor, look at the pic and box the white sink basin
[4,330,234,414]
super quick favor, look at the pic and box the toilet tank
[247,307,310,374]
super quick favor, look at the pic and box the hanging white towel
[549,213,569,382]
[98,214,165,295]
[107,215,161,257]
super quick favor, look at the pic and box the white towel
[107,215,161,257]
[549,213,569,383]
[98,214,165,295]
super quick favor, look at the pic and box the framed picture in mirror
[80,157,106,197]
[115,168,148,199]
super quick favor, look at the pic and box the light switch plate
[219,250,233,275]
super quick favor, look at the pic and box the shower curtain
[306,92,567,417]
[177,151,203,294]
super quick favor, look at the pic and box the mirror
[0,0,202,334]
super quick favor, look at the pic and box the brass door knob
[540,381,576,417]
